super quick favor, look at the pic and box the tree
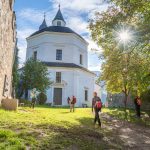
[20,58,51,98]
[89,0,150,112]
[37,92,47,105]
[12,46,19,98]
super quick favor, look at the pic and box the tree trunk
[123,87,128,120]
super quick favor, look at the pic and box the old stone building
[106,93,134,108]
[0,0,16,103]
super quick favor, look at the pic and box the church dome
[30,26,85,41]
[29,6,86,42]
[39,17,47,30]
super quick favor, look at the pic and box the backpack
[95,101,102,109]
[137,99,142,106]
[73,97,76,104]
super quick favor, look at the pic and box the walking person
[92,92,102,127]
[31,98,36,109]
[70,96,76,112]
[134,96,142,118]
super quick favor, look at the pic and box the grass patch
[0,106,149,149]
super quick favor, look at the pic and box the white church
[26,7,99,107]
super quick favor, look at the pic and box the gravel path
[101,113,150,150]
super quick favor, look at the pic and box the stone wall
[107,93,134,108]
[0,0,16,103]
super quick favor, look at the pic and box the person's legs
[33,103,35,109]
[94,108,100,125]
[73,104,75,112]
[137,106,141,118]
[135,106,138,117]
[70,104,72,112]
[97,109,101,127]
[94,108,97,124]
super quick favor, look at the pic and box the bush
[19,99,31,105]
[37,92,47,105]
[141,90,150,102]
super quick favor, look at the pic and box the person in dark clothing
[31,98,36,109]
[92,92,102,127]
[134,96,141,118]
[67,97,71,105]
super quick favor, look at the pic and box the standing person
[70,96,76,112]
[67,97,71,105]
[31,98,36,109]
[134,96,142,118]
[92,92,102,127]
[67,97,71,111]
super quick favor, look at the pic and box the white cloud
[51,0,105,12]
[67,17,88,34]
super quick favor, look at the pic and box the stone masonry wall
[107,93,134,108]
[0,0,16,103]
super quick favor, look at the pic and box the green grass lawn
[0,106,149,150]
[0,107,106,150]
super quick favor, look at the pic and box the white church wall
[46,67,95,107]
[26,32,88,68]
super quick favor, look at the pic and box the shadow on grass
[105,108,150,127]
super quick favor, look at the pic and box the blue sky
[14,0,108,71]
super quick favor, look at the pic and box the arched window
[57,21,61,26]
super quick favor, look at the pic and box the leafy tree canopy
[89,0,150,99]
[21,58,51,93]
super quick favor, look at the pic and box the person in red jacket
[92,92,102,127]
[70,96,76,112]
[134,96,142,118]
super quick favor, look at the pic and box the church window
[56,72,61,83]
[85,90,88,101]
[56,49,62,60]
[33,51,37,60]
[80,54,83,65]
[57,21,61,26]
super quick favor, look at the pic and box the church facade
[26,7,96,106]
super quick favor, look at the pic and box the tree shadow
[29,116,130,150]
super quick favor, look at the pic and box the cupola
[52,5,66,27]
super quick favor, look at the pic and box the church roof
[52,7,66,23]
[39,18,47,30]
[29,26,86,42]
[43,62,95,75]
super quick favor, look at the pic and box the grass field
[0,106,149,150]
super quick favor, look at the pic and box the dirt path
[101,113,150,150]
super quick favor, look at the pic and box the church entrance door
[53,88,62,105]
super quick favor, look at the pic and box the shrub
[19,99,31,105]
[37,92,47,105]
[141,90,150,102]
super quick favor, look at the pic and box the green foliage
[19,99,31,105]
[12,47,20,97]
[141,90,150,102]
[37,92,47,105]
[21,58,52,93]
[89,0,150,102]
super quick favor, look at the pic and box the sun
[119,30,131,43]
